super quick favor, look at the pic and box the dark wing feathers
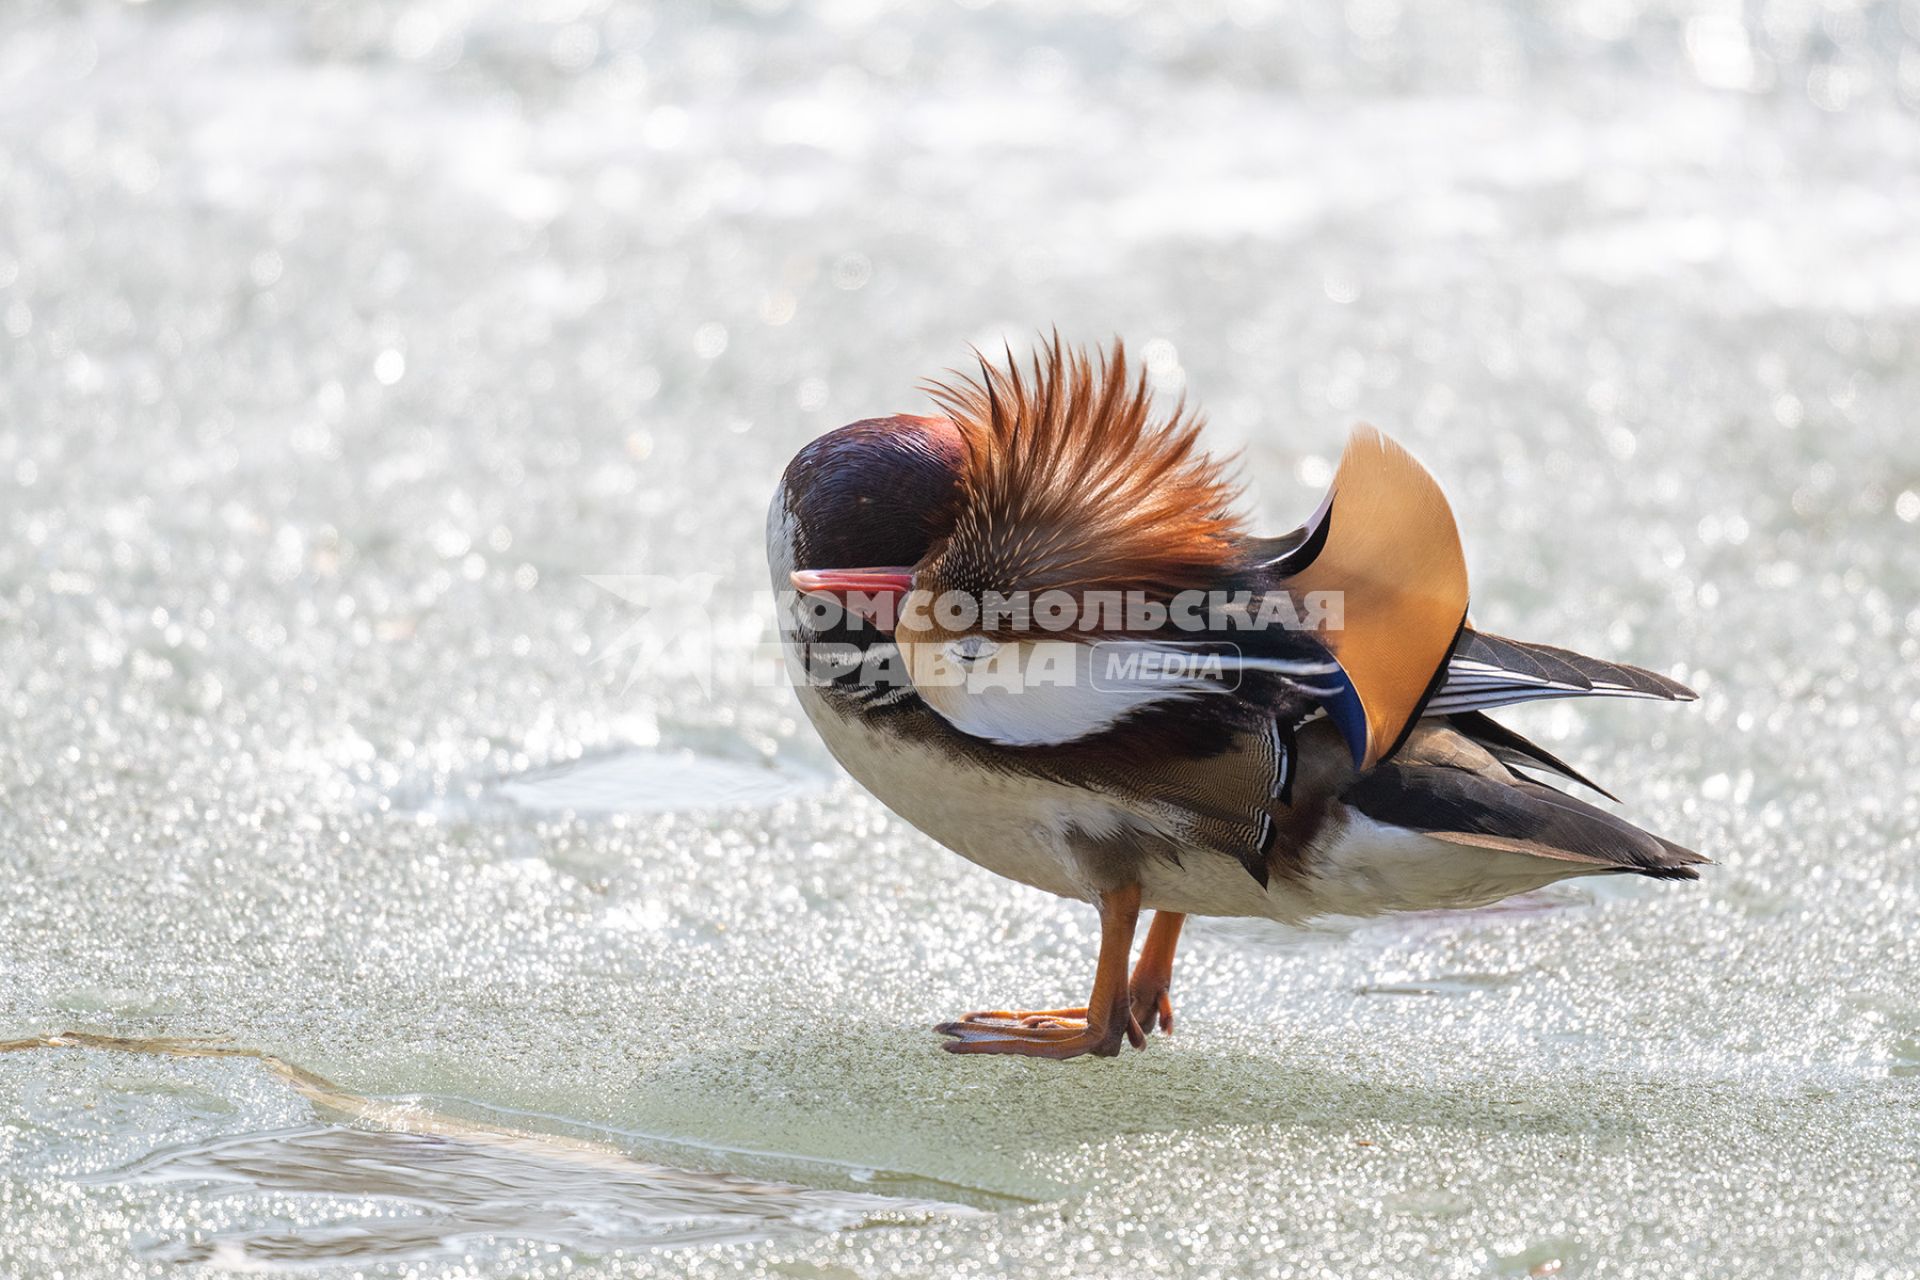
[1425,630,1696,717]
[1445,710,1619,802]
[1343,761,1706,880]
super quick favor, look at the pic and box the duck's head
[772,339,1337,746]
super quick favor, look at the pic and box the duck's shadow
[632,1019,1633,1199]
[9,1024,1626,1209]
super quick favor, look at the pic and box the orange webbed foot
[943,1006,1093,1028]
[935,1005,1145,1058]
[932,886,1152,1060]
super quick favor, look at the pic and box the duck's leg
[936,884,1146,1058]
[1128,910,1185,1035]
[948,909,1187,1036]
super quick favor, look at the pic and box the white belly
[797,686,1331,921]
[800,687,1115,903]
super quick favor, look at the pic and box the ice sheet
[2,1,1917,1277]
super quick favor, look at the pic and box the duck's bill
[789,567,914,630]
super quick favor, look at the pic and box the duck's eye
[946,634,999,665]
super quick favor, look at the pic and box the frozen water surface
[2,1,1918,1276]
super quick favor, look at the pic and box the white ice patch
[494,751,824,815]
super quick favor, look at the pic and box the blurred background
[2,1,1917,1277]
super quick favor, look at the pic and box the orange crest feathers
[918,336,1244,623]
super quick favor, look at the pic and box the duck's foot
[935,1005,1144,1057]
[1127,910,1185,1035]
[940,1006,1092,1029]
[940,988,1173,1038]
[1129,983,1174,1036]
[932,884,1146,1061]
